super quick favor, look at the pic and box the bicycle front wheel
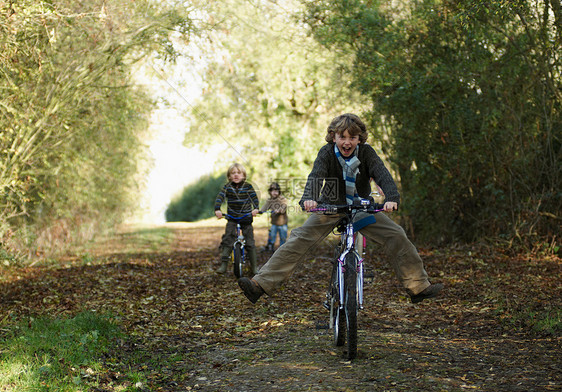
[344,253,359,360]
[233,242,243,278]
[330,260,345,347]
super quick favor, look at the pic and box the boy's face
[270,189,280,198]
[333,130,360,157]
[229,168,244,184]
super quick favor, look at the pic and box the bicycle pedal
[323,301,330,311]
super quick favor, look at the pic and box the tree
[0,0,193,256]
[182,0,368,198]
[304,0,561,245]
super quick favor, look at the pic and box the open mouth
[341,146,353,155]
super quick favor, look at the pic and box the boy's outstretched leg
[360,212,444,303]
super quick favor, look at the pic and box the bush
[165,173,225,222]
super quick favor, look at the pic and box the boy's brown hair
[325,113,369,144]
[226,163,247,181]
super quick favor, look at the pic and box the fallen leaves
[0,224,560,391]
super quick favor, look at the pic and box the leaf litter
[0,223,560,391]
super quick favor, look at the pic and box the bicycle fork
[357,256,364,309]
[336,250,364,310]
[237,223,246,260]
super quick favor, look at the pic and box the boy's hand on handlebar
[303,200,317,211]
[383,202,397,212]
[251,209,259,217]
[215,210,223,219]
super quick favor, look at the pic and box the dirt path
[1,223,560,391]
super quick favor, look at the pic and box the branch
[538,211,561,220]
[549,0,562,31]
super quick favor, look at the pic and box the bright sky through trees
[133,51,221,224]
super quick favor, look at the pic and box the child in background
[259,182,288,251]
[215,163,259,274]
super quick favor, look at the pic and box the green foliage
[0,0,193,257]
[305,0,561,245]
[0,245,19,269]
[528,308,561,335]
[165,173,226,222]
[183,0,369,188]
[116,227,176,252]
[496,301,562,336]
[0,311,123,391]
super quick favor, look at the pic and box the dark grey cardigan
[299,143,400,207]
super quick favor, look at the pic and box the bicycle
[311,198,384,360]
[225,213,251,278]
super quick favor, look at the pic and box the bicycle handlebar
[308,201,386,215]
[225,212,253,221]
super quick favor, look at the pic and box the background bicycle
[225,213,251,278]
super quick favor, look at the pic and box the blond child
[215,163,259,274]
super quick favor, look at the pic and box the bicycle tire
[344,253,359,360]
[330,260,345,346]
[233,242,243,278]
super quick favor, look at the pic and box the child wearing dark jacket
[238,113,443,304]
[215,163,259,274]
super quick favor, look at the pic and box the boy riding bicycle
[238,113,443,304]
[215,163,259,274]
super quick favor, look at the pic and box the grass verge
[0,311,139,391]
[495,302,562,336]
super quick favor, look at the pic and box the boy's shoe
[410,283,444,304]
[238,277,264,304]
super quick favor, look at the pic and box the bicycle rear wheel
[233,242,243,278]
[344,253,359,360]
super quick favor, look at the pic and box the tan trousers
[253,212,431,296]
